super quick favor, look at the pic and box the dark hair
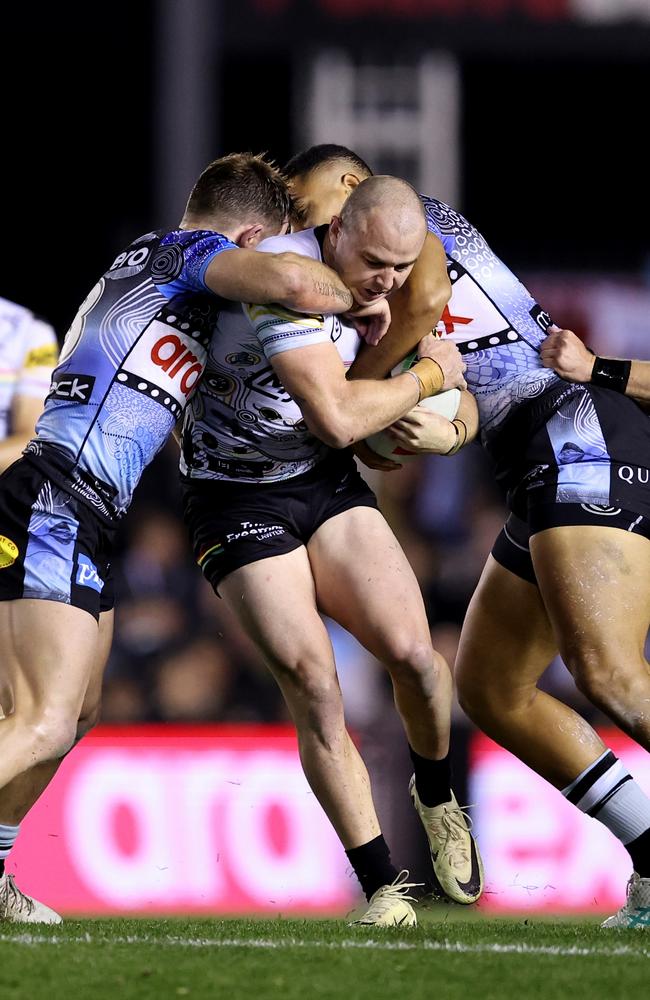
[186,152,291,228]
[283,144,373,180]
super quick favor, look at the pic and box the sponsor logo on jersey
[107,245,153,280]
[530,304,553,334]
[119,323,208,408]
[25,345,58,368]
[225,351,261,366]
[243,366,292,403]
[47,373,96,403]
[580,504,622,516]
[436,272,513,347]
[618,465,650,486]
[76,554,104,592]
[0,534,18,569]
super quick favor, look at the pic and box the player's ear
[329,215,342,246]
[341,172,362,198]
[237,224,264,248]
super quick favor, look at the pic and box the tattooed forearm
[313,279,354,310]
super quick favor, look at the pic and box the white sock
[0,823,20,869]
[562,750,650,851]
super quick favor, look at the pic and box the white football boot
[0,873,62,924]
[350,870,419,927]
[602,873,650,929]
[410,777,484,904]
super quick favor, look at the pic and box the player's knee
[456,661,527,725]
[29,708,79,763]
[384,634,437,686]
[288,664,345,739]
[567,647,623,706]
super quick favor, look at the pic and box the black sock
[627,827,650,878]
[409,745,452,807]
[346,835,399,901]
[0,859,4,877]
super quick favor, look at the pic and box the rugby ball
[366,352,461,462]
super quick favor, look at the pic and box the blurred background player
[180,175,482,927]
[286,144,650,929]
[0,298,58,473]
[0,296,58,911]
[0,152,374,924]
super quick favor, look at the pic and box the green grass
[1,912,648,1000]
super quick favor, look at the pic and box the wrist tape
[591,357,631,394]
[445,418,468,456]
[408,358,445,400]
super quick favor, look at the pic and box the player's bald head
[325,175,427,306]
[339,175,426,243]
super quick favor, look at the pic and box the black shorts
[182,452,378,592]
[488,382,650,584]
[492,506,650,585]
[491,382,650,517]
[0,458,115,620]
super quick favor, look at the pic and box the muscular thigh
[307,505,432,658]
[218,547,337,684]
[0,598,101,718]
[531,525,650,663]
[455,555,558,702]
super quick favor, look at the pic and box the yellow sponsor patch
[24,345,59,368]
[0,535,18,569]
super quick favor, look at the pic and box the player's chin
[358,288,387,304]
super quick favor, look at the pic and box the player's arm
[270,341,453,448]
[387,389,479,457]
[204,248,355,315]
[541,327,650,403]
[347,232,451,379]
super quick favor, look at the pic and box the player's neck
[178,213,235,239]
[321,226,336,269]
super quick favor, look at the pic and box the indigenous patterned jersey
[29,229,237,520]
[422,195,560,443]
[180,227,361,484]
[0,298,58,440]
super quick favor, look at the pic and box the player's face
[329,212,422,305]
[289,169,350,229]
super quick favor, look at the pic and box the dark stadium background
[2,1,650,917]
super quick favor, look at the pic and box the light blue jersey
[422,195,560,444]
[28,228,237,519]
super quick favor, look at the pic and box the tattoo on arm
[314,280,354,310]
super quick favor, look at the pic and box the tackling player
[286,145,650,929]
[0,152,381,924]
[180,175,482,927]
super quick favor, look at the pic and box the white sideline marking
[0,933,649,959]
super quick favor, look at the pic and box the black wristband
[590,357,631,394]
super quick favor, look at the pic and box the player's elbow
[406,276,451,324]
[276,260,310,310]
[306,412,354,450]
[423,277,451,319]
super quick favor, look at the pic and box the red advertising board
[470,730,650,913]
[9,725,355,916]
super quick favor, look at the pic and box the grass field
[1,911,649,1000]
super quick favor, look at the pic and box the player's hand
[417,333,467,390]
[387,407,456,455]
[346,298,391,347]
[352,439,402,472]
[540,326,595,383]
